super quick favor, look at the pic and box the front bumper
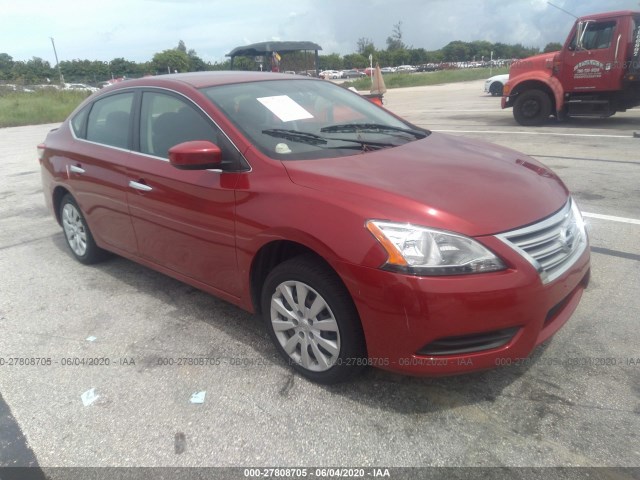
[338,238,590,376]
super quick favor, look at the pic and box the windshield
[202,79,429,160]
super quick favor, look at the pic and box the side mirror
[575,22,584,50]
[168,141,222,170]
[576,20,592,51]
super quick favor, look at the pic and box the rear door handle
[129,180,153,192]
[69,165,85,174]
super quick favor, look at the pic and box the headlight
[366,220,506,276]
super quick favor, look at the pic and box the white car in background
[319,70,342,79]
[64,83,99,93]
[484,74,509,96]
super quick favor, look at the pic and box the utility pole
[50,37,64,86]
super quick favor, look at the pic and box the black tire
[59,194,107,264]
[513,89,552,126]
[261,255,366,384]
[489,82,503,96]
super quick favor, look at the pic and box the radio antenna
[547,2,578,18]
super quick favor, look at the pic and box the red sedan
[39,72,590,383]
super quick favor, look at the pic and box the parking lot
[0,80,639,472]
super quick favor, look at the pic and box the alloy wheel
[270,280,341,372]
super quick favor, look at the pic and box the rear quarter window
[71,105,90,139]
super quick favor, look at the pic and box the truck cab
[502,10,640,125]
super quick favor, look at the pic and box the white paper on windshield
[257,95,313,122]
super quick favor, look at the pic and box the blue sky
[1,0,638,64]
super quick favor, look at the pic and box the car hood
[487,74,509,83]
[282,133,569,237]
[510,52,557,77]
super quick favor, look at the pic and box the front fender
[502,73,565,113]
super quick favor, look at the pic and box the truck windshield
[202,79,429,160]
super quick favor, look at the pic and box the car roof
[103,71,315,91]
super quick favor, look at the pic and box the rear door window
[86,92,134,149]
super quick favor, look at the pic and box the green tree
[408,48,428,65]
[11,57,53,84]
[177,40,187,53]
[187,49,208,71]
[318,53,343,70]
[152,49,190,74]
[343,53,368,69]
[356,38,376,58]
[0,53,14,80]
[491,42,511,59]
[386,21,406,51]
[108,57,139,77]
[543,42,563,53]
[441,41,471,61]
[469,41,493,61]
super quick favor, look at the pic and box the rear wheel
[59,194,107,264]
[513,89,552,126]
[261,255,366,384]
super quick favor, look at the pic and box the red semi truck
[502,10,640,125]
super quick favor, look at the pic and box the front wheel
[513,89,552,126]
[261,255,366,384]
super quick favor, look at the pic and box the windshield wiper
[262,129,327,146]
[320,123,430,139]
[262,128,396,149]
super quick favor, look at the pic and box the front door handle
[129,180,153,192]
[69,165,85,174]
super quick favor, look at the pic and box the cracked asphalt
[0,80,638,472]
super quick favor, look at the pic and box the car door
[68,91,138,254]
[560,19,622,92]
[126,90,246,297]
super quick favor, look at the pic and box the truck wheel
[489,82,503,96]
[513,89,551,126]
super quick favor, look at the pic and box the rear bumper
[338,245,590,376]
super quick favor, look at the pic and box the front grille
[417,327,520,356]
[496,198,587,284]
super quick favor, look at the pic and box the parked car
[64,83,99,93]
[380,66,396,74]
[484,74,509,96]
[341,69,366,79]
[319,70,342,79]
[39,71,590,384]
[416,64,439,72]
[396,65,417,73]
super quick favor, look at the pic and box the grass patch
[345,67,509,90]
[0,89,90,128]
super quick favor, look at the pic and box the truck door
[560,19,622,92]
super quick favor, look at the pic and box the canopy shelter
[226,41,322,74]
